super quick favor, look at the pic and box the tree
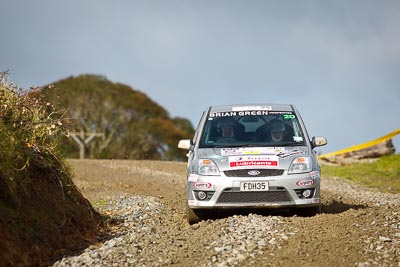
[42,74,194,161]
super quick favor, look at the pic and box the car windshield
[199,110,306,148]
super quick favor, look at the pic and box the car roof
[208,103,295,113]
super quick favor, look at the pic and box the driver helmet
[270,120,286,142]
[217,118,237,138]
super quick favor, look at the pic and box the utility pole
[70,129,104,159]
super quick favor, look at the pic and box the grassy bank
[321,154,400,194]
[0,71,101,266]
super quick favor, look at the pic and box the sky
[1,0,399,154]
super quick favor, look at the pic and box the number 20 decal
[283,114,296,119]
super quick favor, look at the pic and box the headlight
[288,157,311,174]
[198,159,220,175]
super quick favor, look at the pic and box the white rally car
[178,104,327,224]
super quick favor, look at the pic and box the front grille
[217,189,292,203]
[224,169,284,177]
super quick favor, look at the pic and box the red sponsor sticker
[230,161,278,167]
[296,180,314,187]
[193,182,213,189]
[229,155,279,167]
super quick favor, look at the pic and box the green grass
[93,198,108,208]
[321,154,400,194]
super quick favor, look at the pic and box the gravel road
[52,160,399,267]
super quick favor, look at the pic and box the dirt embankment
[53,159,399,266]
[0,158,101,267]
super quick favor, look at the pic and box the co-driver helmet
[270,120,286,142]
[217,117,237,137]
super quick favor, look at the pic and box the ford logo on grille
[248,170,260,176]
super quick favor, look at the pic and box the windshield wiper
[279,142,305,146]
[210,142,304,148]
[211,144,249,148]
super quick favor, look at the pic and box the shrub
[0,71,101,266]
[0,71,67,176]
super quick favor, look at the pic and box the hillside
[0,72,101,266]
[42,74,194,161]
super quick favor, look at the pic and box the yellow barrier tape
[318,128,400,159]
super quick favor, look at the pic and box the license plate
[240,181,269,191]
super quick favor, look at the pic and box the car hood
[197,146,310,171]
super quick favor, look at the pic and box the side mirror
[311,136,327,148]
[178,139,192,150]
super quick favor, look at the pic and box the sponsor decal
[237,110,269,116]
[296,180,314,186]
[229,155,279,167]
[221,147,284,156]
[193,182,214,190]
[293,136,304,142]
[232,106,272,111]
[269,111,293,115]
[188,174,199,182]
[221,148,246,156]
[209,111,237,118]
[276,149,304,158]
[283,114,296,120]
[243,147,285,155]
[209,108,273,118]
[310,171,320,179]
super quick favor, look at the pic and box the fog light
[302,189,312,198]
[197,191,207,200]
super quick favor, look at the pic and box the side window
[286,118,304,142]
[199,116,219,147]
[192,111,206,145]
[276,113,304,143]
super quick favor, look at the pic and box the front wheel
[293,205,321,217]
[186,205,205,224]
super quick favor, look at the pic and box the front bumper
[187,172,320,209]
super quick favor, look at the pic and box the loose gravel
[53,195,290,267]
[53,160,399,266]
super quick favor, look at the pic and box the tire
[186,205,203,224]
[293,204,321,217]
